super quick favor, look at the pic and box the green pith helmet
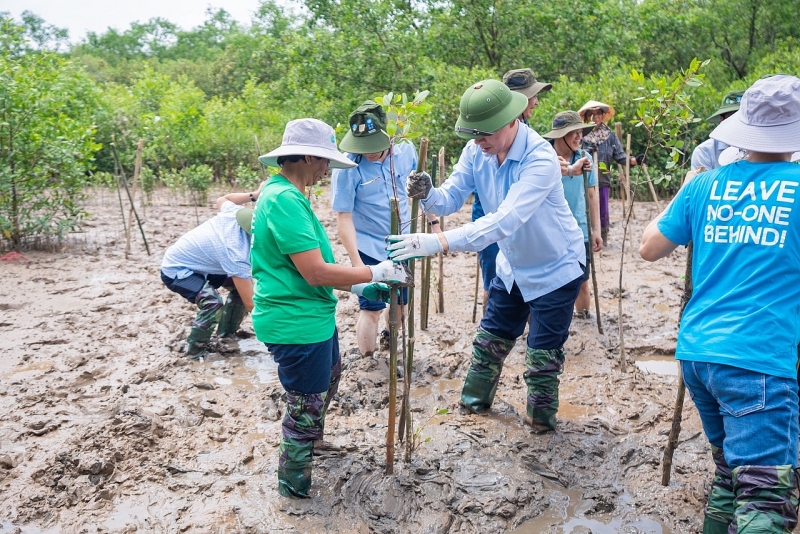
[236,208,253,235]
[708,90,744,122]
[338,100,391,154]
[455,79,528,140]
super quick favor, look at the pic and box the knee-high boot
[523,348,566,430]
[731,464,799,533]
[460,328,516,413]
[703,445,734,534]
[277,390,327,498]
[186,282,223,360]
[216,288,246,337]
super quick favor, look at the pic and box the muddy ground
[0,186,733,533]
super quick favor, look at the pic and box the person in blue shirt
[160,187,261,360]
[332,100,440,356]
[543,111,603,318]
[640,75,800,534]
[387,79,585,432]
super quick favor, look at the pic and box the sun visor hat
[259,118,356,169]
[502,68,552,99]
[543,111,595,139]
[708,90,744,123]
[455,80,528,140]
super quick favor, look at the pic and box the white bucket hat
[259,118,357,169]
[710,75,800,153]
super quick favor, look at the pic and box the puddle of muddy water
[635,355,678,376]
[510,485,669,533]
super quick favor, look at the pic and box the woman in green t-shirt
[250,118,410,498]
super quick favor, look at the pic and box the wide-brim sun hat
[710,75,800,154]
[338,100,391,154]
[502,68,553,99]
[578,100,616,123]
[259,118,357,169]
[542,111,595,139]
[236,208,253,235]
[455,79,528,140]
[708,90,744,123]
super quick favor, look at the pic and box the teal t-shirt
[657,160,800,379]
[560,149,597,241]
[250,175,338,345]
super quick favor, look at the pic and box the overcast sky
[1,0,268,43]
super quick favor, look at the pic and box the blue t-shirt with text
[658,160,800,379]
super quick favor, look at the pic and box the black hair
[276,154,305,166]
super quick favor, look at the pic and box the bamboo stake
[420,163,434,330]
[625,133,635,221]
[399,138,427,459]
[582,150,603,334]
[386,198,400,475]
[110,138,150,256]
[641,164,662,212]
[254,134,266,182]
[113,152,127,237]
[472,255,480,323]
[437,148,446,314]
[614,122,628,210]
[124,140,145,259]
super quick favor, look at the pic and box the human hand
[407,171,433,199]
[350,282,392,303]
[368,260,412,285]
[557,156,569,176]
[573,156,591,175]
[386,233,443,261]
[591,233,604,252]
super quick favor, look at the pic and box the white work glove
[385,232,443,261]
[407,171,433,199]
[368,260,412,285]
[350,283,392,303]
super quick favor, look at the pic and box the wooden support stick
[625,133,635,220]
[125,139,145,259]
[110,137,150,256]
[400,138,427,460]
[386,198,400,475]
[614,122,627,210]
[641,164,662,212]
[472,254,480,323]
[437,148,446,314]
[583,150,603,334]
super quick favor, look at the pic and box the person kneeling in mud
[640,75,800,533]
[387,80,585,433]
[160,185,263,361]
[250,118,410,498]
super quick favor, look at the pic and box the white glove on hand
[350,283,392,303]
[368,260,411,285]
[385,233,443,261]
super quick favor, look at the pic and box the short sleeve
[268,191,321,255]
[331,165,358,213]
[657,186,692,246]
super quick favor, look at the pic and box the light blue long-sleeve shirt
[423,123,585,301]
[331,142,417,260]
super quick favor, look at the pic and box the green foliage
[631,58,708,185]
[181,164,213,206]
[375,90,432,142]
[0,17,101,249]
[233,163,261,191]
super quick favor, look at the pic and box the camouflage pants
[217,286,246,337]
[730,464,799,533]
[524,348,566,430]
[704,445,735,532]
[193,281,224,331]
[460,328,516,413]
[277,359,341,498]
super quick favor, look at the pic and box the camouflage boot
[185,282,224,360]
[277,390,327,498]
[318,358,341,440]
[731,464,799,533]
[459,328,516,413]
[523,348,566,430]
[185,326,214,360]
[703,446,734,534]
[217,289,246,338]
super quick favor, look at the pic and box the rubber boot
[217,290,246,338]
[703,446,734,534]
[277,390,327,498]
[731,464,799,533]
[185,326,213,360]
[460,328,516,413]
[523,348,566,430]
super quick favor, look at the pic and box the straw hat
[259,118,357,169]
[578,100,616,123]
[710,75,800,153]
